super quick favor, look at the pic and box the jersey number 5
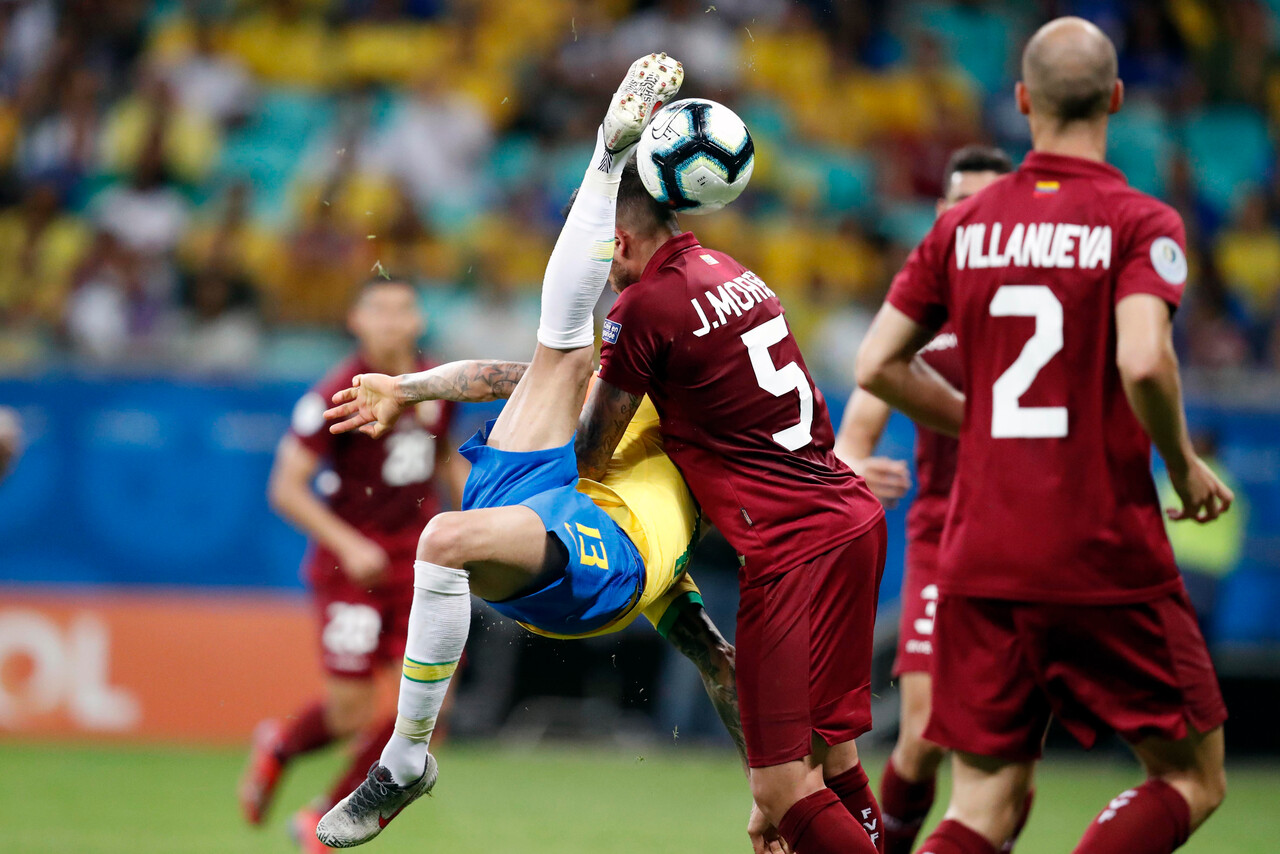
[742,315,814,451]
[990,285,1067,439]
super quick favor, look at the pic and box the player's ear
[1014,81,1031,116]
[614,226,630,259]
[1109,78,1124,114]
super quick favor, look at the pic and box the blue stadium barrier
[0,374,1276,647]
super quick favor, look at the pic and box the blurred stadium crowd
[0,0,1277,383]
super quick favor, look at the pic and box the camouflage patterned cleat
[314,756,439,848]
[602,52,684,154]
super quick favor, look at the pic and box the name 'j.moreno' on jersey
[599,232,884,586]
[887,151,1188,605]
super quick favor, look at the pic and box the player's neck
[362,348,416,376]
[1029,116,1108,163]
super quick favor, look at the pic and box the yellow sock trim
[394,714,434,742]
[402,656,459,684]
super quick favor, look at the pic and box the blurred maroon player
[835,146,1027,854]
[239,276,464,847]
[858,18,1230,854]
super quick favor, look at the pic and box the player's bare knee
[417,512,470,567]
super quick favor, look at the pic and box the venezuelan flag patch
[1034,180,1060,196]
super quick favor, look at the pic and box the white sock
[535,126,633,351]
[379,560,471,785]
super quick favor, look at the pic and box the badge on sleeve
[602,319,622,344]
[291,392,326,436]
[1149,237,1187,286]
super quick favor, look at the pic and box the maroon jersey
[290,355,454,581]
[599,232,883,586]
[907,326,962,546]
[888,151,1187,605]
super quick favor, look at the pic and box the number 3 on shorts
[742,315,814,452]
[990,284,1067,439]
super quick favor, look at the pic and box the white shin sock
[379,560,471,785]
[535,127,633,351]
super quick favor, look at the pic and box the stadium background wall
[1,373,1278,744]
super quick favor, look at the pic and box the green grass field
[1,742,1276,853]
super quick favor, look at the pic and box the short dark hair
[617,161,679,235]
[943,145,1014,188]
[353,273,415,305]
[561,162,680,234]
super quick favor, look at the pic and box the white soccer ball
[636,98,755,215]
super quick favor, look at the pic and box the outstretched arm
[833,388,912,506]
[325,360,529,437]
[576,377,643,481]
[856,304,964,438]
[663,603,747,771]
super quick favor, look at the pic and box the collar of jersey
[1022,151,1127,184]
[641,231,701,280]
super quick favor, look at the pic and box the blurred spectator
[275,196,366,326]
[16,65,100,198]
[1214,191,1280,320]
[0,0,56,98]
[101,69,220,184]
[181,180,278,295]
[374,70,492,210]
[1180,267,1253,369]
[171,268,263,373]
[0,180,90,326]
[91,144,190,315]
[160,17,256,128]
[612,0,741,93]
[63,229,167,362]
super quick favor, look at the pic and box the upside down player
[313,55,750,848]
[239,277,464,848]
[834,145,1033,854]
[575,123,887,854]
[857,18,1230,854]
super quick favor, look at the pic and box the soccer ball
[636,98,754,214]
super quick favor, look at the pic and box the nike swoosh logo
[378,802,409,828]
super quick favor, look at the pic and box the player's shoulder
[1104,182,1183,228]
[313,354,367,398]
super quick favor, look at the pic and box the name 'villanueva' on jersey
[954,221,1112,271]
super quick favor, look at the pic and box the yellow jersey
[518,394,702,640]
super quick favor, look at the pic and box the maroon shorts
[308,548,416,678]
[892,536,941,677]
[736,520,887,768]
[926,590,1228,762]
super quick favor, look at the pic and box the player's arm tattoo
[665,603,749,772]
[576,380,643,481]
[399,360,528,404]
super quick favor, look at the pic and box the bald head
[1021,17,1118,126]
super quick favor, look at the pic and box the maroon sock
[1072,780,1190,854]
[1001,788,1035,851]
[325,715,396,810]
[916,819,998,854]
[880,756,936,854]
[276,700,336,762]
[778,788,879,854]
[827,764,884,852]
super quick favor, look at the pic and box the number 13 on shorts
[565,522,609,569]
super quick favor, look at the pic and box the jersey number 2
[742,315,814,451]
[989,285,1067,439]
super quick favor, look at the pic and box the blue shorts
[458,420,645,636]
